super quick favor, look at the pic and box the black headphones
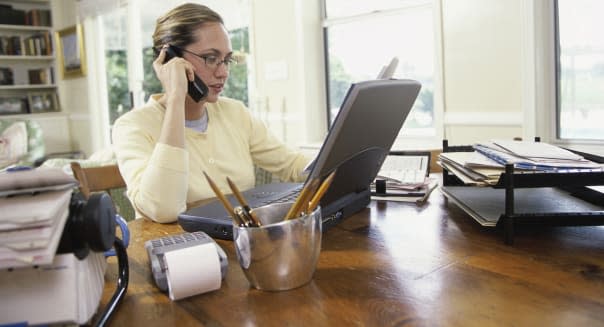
[57,192,117,259]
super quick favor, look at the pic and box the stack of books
[25,9,52,27]
[0,168,107,326]
[439,140,604,186]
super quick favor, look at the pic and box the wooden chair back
[70,162,126,199]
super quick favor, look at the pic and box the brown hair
[152,3,224,50]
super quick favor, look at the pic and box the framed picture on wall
[0,96,28,115]
[27,92,59,113]
[55,24,87,78]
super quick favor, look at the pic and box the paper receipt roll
[164,242,222,300]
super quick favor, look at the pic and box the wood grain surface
[99,188,604,326]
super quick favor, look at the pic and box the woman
[112,3,310,223]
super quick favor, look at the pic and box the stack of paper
[0,189,71,268]
[438,151,504,186]
[0,252,107,325]
[377,154,429,186]
[438,140,604,186]
[371,177,439,203]
[0,167,107,325]
[372,152,438,203]
[474,140,603,171]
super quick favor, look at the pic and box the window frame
[550,0,604,152]
[320,0,444,150]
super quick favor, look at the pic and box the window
[93,0,251,145]
[555,0,604,141]
[323,0,437,139]
[141,28,250,107]
[100,8,130,126]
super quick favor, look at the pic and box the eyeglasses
[177,47,237,70]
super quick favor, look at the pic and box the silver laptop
[178,79,421,239]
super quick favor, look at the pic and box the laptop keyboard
[258,185,303,206]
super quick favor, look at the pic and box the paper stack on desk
[473,140,604,171]
[371,177,439,203]
[0,189,72,269]
[0,168,107,326]
[371,152,438,203]
[0,252,107,325]
[438,140,604,186]
[439,151,503,186]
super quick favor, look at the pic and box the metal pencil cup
[233,202,322,291]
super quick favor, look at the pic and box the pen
[226,176,262,227]
[308,171,336,212]
[202,171,238,222]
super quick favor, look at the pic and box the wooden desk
[100,191,604,326]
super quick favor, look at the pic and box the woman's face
[183,22,232,103]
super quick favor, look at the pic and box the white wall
[51,0,94,155]
[441,0,524,144]
[250,0,326,146]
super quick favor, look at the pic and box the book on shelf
[0,5,26,26]
[0,67,14,85]
[22,32,52,56]
[0,35,23,56]
[25,9,52,27]
[0,6,51,27]
[0,32,51,56]
[28,67,54,84]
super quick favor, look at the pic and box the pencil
[308,171,336,212]
[284,178,319,220]
[226,176,262,227]
[296,178,320,217]
[231,207,246,226]
[234,206,252,227]
[203,171,237,221]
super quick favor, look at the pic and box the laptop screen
[307,79,422,207]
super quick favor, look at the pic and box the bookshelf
[0,0,59,116]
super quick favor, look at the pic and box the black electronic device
[163,45,208,102]
[57,192,117,260]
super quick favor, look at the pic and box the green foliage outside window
[224,27,249,106]
[141,27,249,105]
[106,50,131,125]
[106,28,250,125]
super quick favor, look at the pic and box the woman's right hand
[153,45,196,101]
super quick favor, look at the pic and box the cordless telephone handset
[163,45,208,102]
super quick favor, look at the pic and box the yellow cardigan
[112,95,310,223]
